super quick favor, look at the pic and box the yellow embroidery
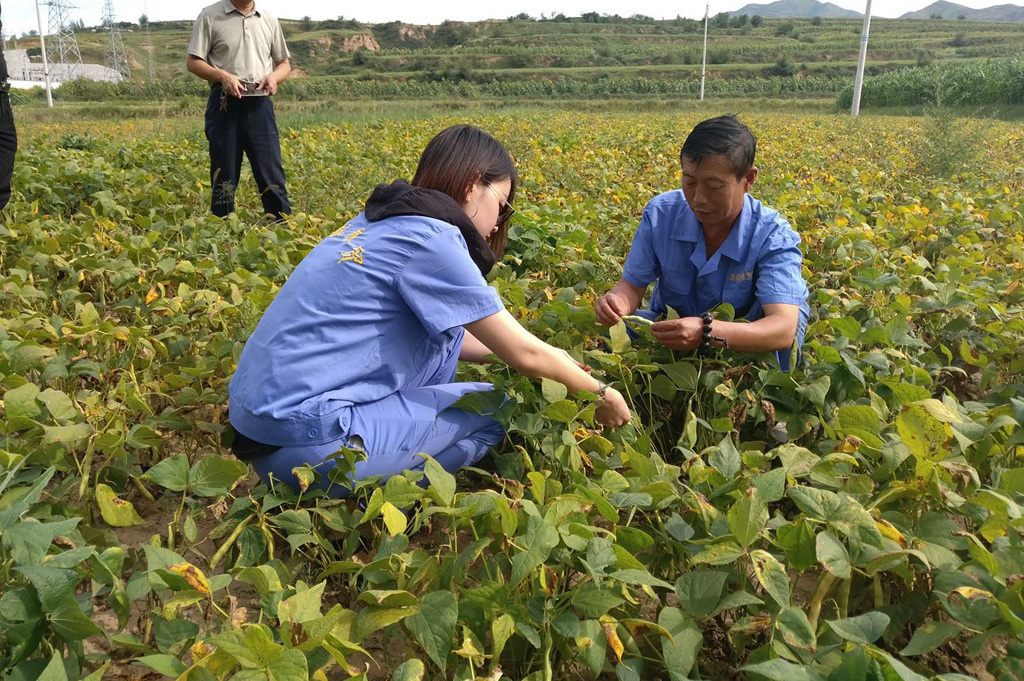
[338,246,365,265]
[343,228,366,243]
[330,221,354,238]
[729,271,754,282]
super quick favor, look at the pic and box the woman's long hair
[412,125,517,259]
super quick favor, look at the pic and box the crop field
[1,110,1024,681]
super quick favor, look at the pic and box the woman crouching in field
[227,125,631,496]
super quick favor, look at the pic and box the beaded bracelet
[699,311,729,356]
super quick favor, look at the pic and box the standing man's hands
[258,74,279,96]
[219,71,244,98]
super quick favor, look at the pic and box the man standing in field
[186,0,292,220]
[596,115,809,370]
[0,9,16,212]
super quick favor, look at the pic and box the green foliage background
[1,111,1023,680]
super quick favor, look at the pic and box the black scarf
[364,179,496,276]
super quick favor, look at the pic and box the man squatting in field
[597,115,810,371]
[0,8,16,212]
[186,0,291,220]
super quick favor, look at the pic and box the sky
[1,0,1015,39]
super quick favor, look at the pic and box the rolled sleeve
[622,205,660,289]
[399,231,504,337]
[755,229,808,306]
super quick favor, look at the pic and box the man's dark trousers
[204,87,290,219]
[0,90,16,211]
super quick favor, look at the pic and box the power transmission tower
[46,0,83,79]
[102,0,131,80]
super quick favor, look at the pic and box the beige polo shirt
[188,0,290,83]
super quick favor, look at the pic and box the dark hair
[412,125,517,259]
[680,115,757,178]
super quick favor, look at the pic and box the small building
[4,48,123,87]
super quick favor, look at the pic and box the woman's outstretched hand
[594,387,631,429]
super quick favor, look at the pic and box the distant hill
[731,0,861,18]
[900,1,1024,21]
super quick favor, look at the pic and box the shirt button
[307,429,318,438]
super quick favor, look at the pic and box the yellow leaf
[381,502,408,537]
[168,562,212,597]
[601,620,624,662]
[145,286,159,304]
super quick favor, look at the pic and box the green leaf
[3,521,54,566]
[491,614,515,668]
[610,320,631,353]
[189,455,246,496]
[42,423,92,447]
[423,456,456,507]
[608,569,673,590]
[658,608,701,681]
[816,532,852,579]
[541,377,568,403]
[4,383,42,428]
[15,565,79,612]
[279,583,325,624]
[674,570,729,617]
[381,502,408,537]
[510,515,560,586]
[691,541,745,565]
[751,550,791,608]
[663,362,698,391]
[133,654,187,678]
[542,399,578,423]
[872,650,929,681]
[728,487,768,548]
[900,621,961,656]
[37,654,69,681]
[48,598,103,641]
[144,454,190,492]
[798,375,831,410]
[404,590,457,673]
[776,520,818,570]
[753,468,787,503]
[37,389,78,423]
[827,611,889,644]
[742,658,824,681]
[94,483,146,527]
[896,404,950,459]
[776,606,816,651]
[390,659,426,681]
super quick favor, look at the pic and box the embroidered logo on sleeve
[333,222,367,266]
[338,246,365,265]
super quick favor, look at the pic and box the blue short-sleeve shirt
[622,190,810,370]
[229,213,504,446]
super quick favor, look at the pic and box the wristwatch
[594,381,609,401]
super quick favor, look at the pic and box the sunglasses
[485,182,516,223]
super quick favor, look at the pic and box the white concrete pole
[35,0,54,107]
[700,2,709,101]
[851,0,873,116]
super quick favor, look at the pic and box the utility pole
[46,0,83,80]
[700,2,709,101]
[102,0,131,80]
[35,0,54,106]
[143,0,155,80]
[851,0,873,116]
